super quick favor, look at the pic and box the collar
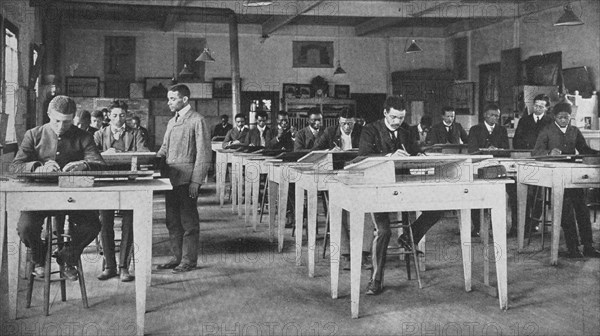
[555,122,568,133]
[110,124,126,133]
[384,118,397,133]
[443,121,453,128]
[257,125,266,132]
[237,125,247,132]
[309,126,319,134]
[533,113,544,120]
[177,104,192,118]
[484,121,495,133]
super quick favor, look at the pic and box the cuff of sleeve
[29,162,42,172]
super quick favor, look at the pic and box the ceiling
[42,0,570,37]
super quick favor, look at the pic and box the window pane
[4,27,18,143]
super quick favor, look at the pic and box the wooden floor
[1,181,599,336]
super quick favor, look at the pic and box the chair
[25,216,88,316]
[527,186,553,249]
[385,213,423,289]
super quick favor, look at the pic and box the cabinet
[284,97,356,130]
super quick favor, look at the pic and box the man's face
[442,111,456,125]
[277,115,289,130]
[167,91,187,112]
[47,110,74,136]
[131,119,139,129]
[555,111,571,128]
[532,100,548,116]
[221,118,229,125]
[484,109,500,126]
[91,117,103,129]
[257,116,267,127]
[339,117,355,135]
[383,108,405,130]
[235,117,245,129]
[77,119,90,130]
[109,108,127,128]
[308,113,322,130]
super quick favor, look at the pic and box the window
[2,22,19,144]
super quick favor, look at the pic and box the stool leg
[25,249,35,308]
[44,220,52,316]
[408,225,422,289]
[322,192,330,259]
[259,178,268,223]
[541,188,548,251]
[405,254,411,280]
[78,258,89,308]
[59,263,66,301]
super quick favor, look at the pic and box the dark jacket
[408,124,430,145]
[94,126,149,152]
[248,126,274,147]
[294,126,325,151]
[426,122,468,145]
[10,124,105,173]
[532,123,599,156]
[222,126,250,148]
[358,119,419,156]
[212,122,233,138]
[513,113,553,149]
[312,124,363,150]
[467,123,509,153]
[266,126,294,151]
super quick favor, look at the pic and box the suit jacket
[312,124,362,150]
[467,123,509,153]
[83,126,98,135]
[10,124,105,173]
[212,123,233,138]
[294,126,325,151]
[157,107,212,186]
[222,126,250,148]
[358,119,419,156]
[266,127,294,151]
[426,122,468,145]
[532,123,599,156]
[248,126,274,147]
[408,124,430,145]
[94,126,149,152]
[512,113,553,149]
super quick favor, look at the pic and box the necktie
[446,126,453,143]
[175,112,180,122]
[389,129,397,141]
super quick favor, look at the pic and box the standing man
[359,96,444,295]
[313,108,362,150]
[157,84,212,273]
[248,111,273,147]
[408,115,432,146]
[94,100,148,281]
[294,108,324,151]
[426,106,468,145]
[513,94,553,150]
[10,95,105,281]
[212,114,233,140]
[222,113,250,149]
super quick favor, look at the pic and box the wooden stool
[527,186,552,249]
[387,214,423,289]
[25,216,89,316]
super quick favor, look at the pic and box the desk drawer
[11,192,120,211]
[571,168,600,184]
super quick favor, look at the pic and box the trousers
[165,184,200,265]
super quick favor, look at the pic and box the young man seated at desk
[294,108,324,151]
[93,100,149,281]
[10,95,106,281]
[248,111,274,147]
[266,111,294,151]
[222,113,250,149]
[532,102,600,258]
[359,95,445,295]
[312,107,362,151]
[425,106,468,145]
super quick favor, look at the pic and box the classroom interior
[1,1,599,335]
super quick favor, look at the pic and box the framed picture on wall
[213,78,241,98]
[334,85,350,99]
[144,77,172,99]
[65,77,100,97]
[283,83,298,99]
[292,41,334,68]
[298,85,312,99]
[451,82,475,115]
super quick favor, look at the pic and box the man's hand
[550,148,562,155]
[189,182,201,198]
[231,140,241,145]
[63,160,89,172]
[35,160,60,173]
[102,148,118,154]
[487,145,498,150]
[390,149,410,157]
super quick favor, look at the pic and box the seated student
[408,115,432,146]
[76,110,98,135]
[359,95,444,295]
[467,104,511,236]
[294,108,324,151]
[131,115,149,147]
[248,111,274,147]
[266,111,294,151]
[10,95,106,281]
[426,106,468,145]
[91,109,105,130]
[222,113,250,149]
[532,102,600,258]
[212,114,233,140]
[94,100,149,282]
[313,107,362,150]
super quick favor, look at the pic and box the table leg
[491,196,508,310]
[350,210,365,319]
[329,204,342,299]
[238,162,244,217]
[231,160,238,213]
[517,182,527,251]
[481,209,489,286]
[215,153,222,200]
[550,182,564,266]
[269,180,277,243]
[295,185,304,267]
[251,172,261,231]
[244,164,252,225]
[7,207,20,320]
[459,209,472,292]
[0,192,6,278]
[218,159,227,208]
[278,180,289,253]
[307,188,318,278]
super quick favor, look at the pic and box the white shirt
[484,121,495,133]
[111,125,126,140]
[417,124,427,142]
[384,118,397,139]
[257,125,266,146]
[176,104,192,120]
[340,130,353,150]
[309,126,319,136]
[533,113,544,123]
[555,122,568,134]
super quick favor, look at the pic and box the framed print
[293,41,334,68]
[334,85,350,99]
[144,77,172,99]
[298,85,312,99]
[65,77,100,97]
[213,78,241,98]
[283,83,298,99]
[451,82,475,115]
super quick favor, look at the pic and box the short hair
[533,94,550,107]
[307,107,322,118]
[277,111,289,118]
[483,103,500,113]
[383,95,406,112]
[132,116,141,123]
[441,106,455,115]
[91,110,104,118]
[338,107,355,119]
[234,113,246,121]
[420,115,432,127]
[101,108,109,114]
[220,114,229,120]
[79,110,91,123]
[552,102,573,115]
[256,111,268,120]
[109,100,128,112]
[48,95,76,115]
[168,84,191,98]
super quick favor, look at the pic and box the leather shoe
[33,264,45,278]
[172,263,196,274]
[157,258,180,270]
[583,246,600,258]
[63,266,79,281]
[397,235,424,255]
[471,230,480,238]
[120,268,134,282]
[365,279,383,295]
[97,268,118,280]
[567,248,584,259]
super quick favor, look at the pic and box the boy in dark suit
[222,113,250,149]
[407,115,432,146]
[313,108,362,150]
[294,108,324,151]
[513,94,553,150]
[266,111,294,151]
[212,114,233,139]
[426,106,468,145]
[248,111,273,147]
[533,102,600,258]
